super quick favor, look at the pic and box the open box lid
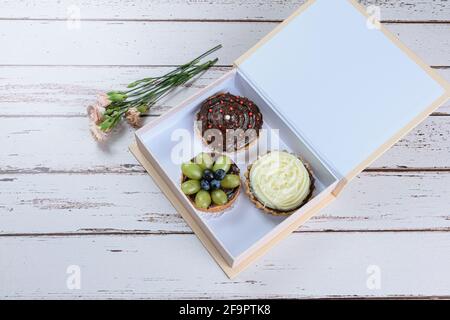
[236,0,449,182]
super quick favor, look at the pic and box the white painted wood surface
[1,22,449,66]
[1,66,449,116]
[2,116,450,172]
[1,172,449,235]
[1,0,449,21]
[1,232,449,299]
[0,0,449,299]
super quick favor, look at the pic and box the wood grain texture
[0,0,448,21]
[2,116,449,173]
[1,66,449,117]
[0,21,449,66]
[0,172,449,235]
[1,232,449,299]
[0,67,231,116]
[0,0,449,299]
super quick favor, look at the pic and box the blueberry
[214,169,226,181]
[203,169,214,181]
[200,179,211,191]
[210,179,221,190]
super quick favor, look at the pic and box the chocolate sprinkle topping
[196,92,263,152]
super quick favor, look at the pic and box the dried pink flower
[97,93,111,108]
[87,103,105,125]
[125,107,141,128]
[89,121,108,142]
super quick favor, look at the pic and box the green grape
[220,174,240,189]
[195,190,211,209]
[211,189,228,205]
[213,155,231,173]
[181,180,201,195]
[181,162,203,180]
[195,153,214,170]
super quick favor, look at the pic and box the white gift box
[131,0,449,278]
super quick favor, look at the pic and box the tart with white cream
[244,151,314,215]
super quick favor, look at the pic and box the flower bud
[137,104,148,113]
[107,91,127,102]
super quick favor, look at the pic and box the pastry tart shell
[185,185,240,213]
[244,152,315,216]
[181,153,241,214]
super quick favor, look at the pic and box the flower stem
[97,45,222,133]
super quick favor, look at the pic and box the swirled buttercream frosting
[249,151,311,212]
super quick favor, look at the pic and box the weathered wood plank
[1,232,449,299]
[0,21,448,66]
[1,116,449,173]
[0,0,448,21]
[0,67,231,116]
[1,66,448,116]
[0,172,448,235]
[386,23,450,67]
[370,116,450,169]
[1,21,271,66]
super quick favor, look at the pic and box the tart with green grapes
[181,153,241,213]
[244,151,315,216]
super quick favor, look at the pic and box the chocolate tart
[181,153,241,213]
[244,151,315,216]
[195,92,263,152]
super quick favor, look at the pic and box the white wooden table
[1,0,449,299]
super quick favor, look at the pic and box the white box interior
[136,69,338,265]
